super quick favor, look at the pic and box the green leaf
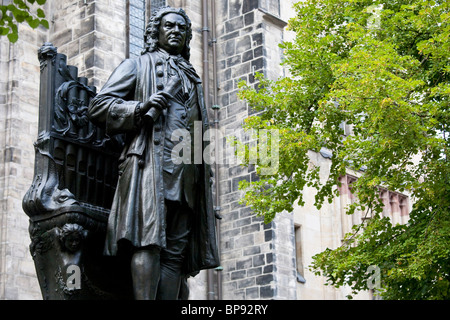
[14,10,28,23]
[7,31,18,43]
[40,18,48,29]
[13,0,29,10]
[0,27,9,35]
[27,17,40,28]
[37,8,45,18]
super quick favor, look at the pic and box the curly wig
[143,6,193,61]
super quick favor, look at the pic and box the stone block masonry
[0,0,130,300]
[0,20,48,300]
[0,0,300,300]
[48,0,128,88]
[215,0,297,300]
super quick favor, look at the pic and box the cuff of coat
[106,99,140,135]
[143,107,162,122]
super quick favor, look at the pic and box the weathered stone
[2,0,383,302]
[243,0,259,14]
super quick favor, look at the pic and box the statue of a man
[88,6,219,300]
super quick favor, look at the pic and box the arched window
[127,0,148,58]
[126,0,167,58]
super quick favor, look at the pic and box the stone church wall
[1,0,396,300]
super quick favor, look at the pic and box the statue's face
[158,13,188,55]
[64,233,82,253]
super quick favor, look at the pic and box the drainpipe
[202,0,215,301]
[210,0,223,301]
[202,0,222,301]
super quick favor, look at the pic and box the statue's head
[58,223,87,253]
[143,6,192,60]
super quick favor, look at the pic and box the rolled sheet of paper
[144,75,182,121]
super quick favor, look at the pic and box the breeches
[157,199,192,299]
[161,199,191,265]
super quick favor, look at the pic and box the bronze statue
[88,6,220,300]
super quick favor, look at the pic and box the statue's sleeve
[88,58,142,135]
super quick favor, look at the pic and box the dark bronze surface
[23,6,219,300]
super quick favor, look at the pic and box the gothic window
[126,0,167,58]
[150,0,167,15]
[294,225,306,284]
[127,0,147,58]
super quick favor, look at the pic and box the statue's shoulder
[113,53,154,74]
[127,51,165,70]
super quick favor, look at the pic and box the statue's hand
[141,92,172,114]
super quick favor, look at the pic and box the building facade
[0,0,410,300]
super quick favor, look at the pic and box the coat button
[156,59,163,66]
[138,160,145,168]
[157,70,164,77]
[154,138,160,145]
[157,83,164,90]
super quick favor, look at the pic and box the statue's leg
[157,200,191,300]
[131,246,160,300]
[157,258,183,299]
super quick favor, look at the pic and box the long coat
[88,50,220,275]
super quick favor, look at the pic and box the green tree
[1,0,48,43]
[238,0,449,299]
